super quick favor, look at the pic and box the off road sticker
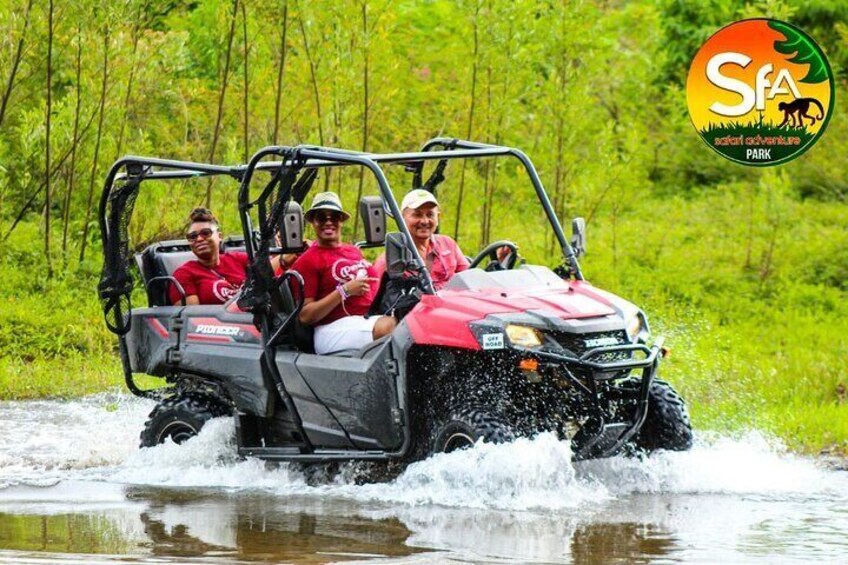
[481,333,505,350]
[686,19,833,166]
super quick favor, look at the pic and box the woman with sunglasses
[169,207,249,305]
[290,192,396,354]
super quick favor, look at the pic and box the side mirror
[278,201,304,253]
[571,217,586,258]
[359,196,386,246]
[384,232,415,278]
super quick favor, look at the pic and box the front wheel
[432,407,516,453]
[634,380,693,452]
[140,393,232,448]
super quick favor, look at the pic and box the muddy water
[1,394,847,564]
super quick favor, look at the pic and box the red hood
[404,279,617,350]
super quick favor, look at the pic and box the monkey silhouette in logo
[777,97,825,128]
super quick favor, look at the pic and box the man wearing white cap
[373,189,469,291]
[290,191,396,354]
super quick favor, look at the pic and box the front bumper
[515,337,665,460]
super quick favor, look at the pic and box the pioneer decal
[186,317,262,342]
[195,324,241,336]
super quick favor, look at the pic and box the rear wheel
[140,393,232,448]
[634,380,693,452]
[432,407,515,453]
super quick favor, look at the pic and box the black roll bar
[236,140,587,285]
[232,141,584,280]
[236,145,437,294]
[235,145,295,264]
[98,156,245,399]
[99,156,243,249]
[421,137,584,280]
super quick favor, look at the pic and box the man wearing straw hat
[290,192,396,354]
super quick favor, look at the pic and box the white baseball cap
[401,189,439,211]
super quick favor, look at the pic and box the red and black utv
[97,139,691,469]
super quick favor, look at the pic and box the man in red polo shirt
[373,189,470,291]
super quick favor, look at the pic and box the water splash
[3,394,847,564]
[0,393,148,488]
[112,418,307,491]
[577,430,834,497]
[330,433,603,510]
[1,393,845,510]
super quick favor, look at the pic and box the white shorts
[313,316,380,354]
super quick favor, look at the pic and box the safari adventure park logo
[687,19,834,166]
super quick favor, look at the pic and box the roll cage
[234,138,583,283]
[97,138,585,398]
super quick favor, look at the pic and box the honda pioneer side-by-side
[97,138,692,471]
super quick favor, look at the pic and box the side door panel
[275,351,355,449]
[285,341,403,450]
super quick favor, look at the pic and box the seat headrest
[278,201,305,253]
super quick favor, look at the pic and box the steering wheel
[468,240,520,270]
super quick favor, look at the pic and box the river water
[1,393,846,564]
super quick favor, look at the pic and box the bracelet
[336,283,349,301]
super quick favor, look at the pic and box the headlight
[625,312,650,342]
[505,324,543,348]
[626,315,642,341]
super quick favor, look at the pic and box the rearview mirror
[384,232,415,278]
[571,217,586,258]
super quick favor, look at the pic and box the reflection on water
[5,484,848,564]
[1,486,423,564]
[0,485,691,564]
[1,394,848,564]
[570,522,676,565]
[134,489,421,563]
[0,512,135,555]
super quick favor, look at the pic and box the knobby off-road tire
[634,380,693,452]
[432,407,516,453]
[140,393,232,448]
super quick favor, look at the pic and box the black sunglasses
[313,212,342,224]
[187,227,218,241]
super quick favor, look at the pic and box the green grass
[0,224,140,399]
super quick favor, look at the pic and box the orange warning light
[518,359,539,372]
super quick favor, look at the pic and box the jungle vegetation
[0,0,847,454]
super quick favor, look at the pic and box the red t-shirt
[169,251,249,305]
[290,243,378,325]
[373,234,469,291]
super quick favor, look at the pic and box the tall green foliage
[0,0,846,452]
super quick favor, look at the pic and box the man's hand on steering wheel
[469,240,520,270]
[495,245,513,264]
